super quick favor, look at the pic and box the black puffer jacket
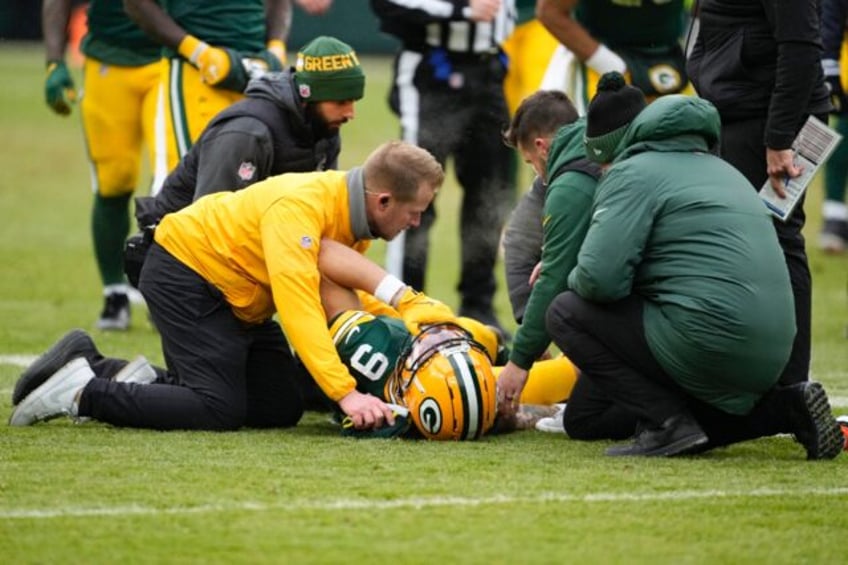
[687,0,830,149]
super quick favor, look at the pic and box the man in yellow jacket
[10,141,451,432]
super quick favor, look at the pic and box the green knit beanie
[293,36,365,102]
[584,72,647,163]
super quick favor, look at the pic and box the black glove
[823,58,848,115]
[124,227,155,289]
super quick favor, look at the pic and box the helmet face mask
[389,323,497,440]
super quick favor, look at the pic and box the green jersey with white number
[576,0,685,50]
[81,0,160,66]
[330,311,412,399]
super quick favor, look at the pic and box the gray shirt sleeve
[194,116,275,200]
[502,177,546,323]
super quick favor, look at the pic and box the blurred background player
[820,0,848,253]
[370,0,516,334]
[42,0,161,330]
[124,0,292,188]
[536,0,692,114]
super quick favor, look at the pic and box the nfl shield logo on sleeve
[238,161,257,181]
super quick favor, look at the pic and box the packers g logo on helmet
[417,397,442,435]
[388,323,497,441]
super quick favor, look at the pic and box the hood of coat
[244,69,309,129]
[545,117,589,182]
[606,95,721,164]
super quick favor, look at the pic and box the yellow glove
[177,34,232,86]
[265,39,287,66]
[394,288,457,334]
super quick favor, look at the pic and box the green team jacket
[568,95,795,415]
[81,0,160,66]
[510,118,599,369]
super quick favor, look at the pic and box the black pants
[545,292,688,431]
[720,116,822,385]
[78,242,305,430]
[390,49,514,313]
[548,292,797,449]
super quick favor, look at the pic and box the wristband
[822,58,840,78]
[267,39,286,53]
[374,274,407,306]
[177,34,208,65]
[585,44,627,75]
[46,61,62,75]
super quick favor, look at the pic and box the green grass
[1,43,847,564]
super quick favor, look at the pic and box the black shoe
[606,414,708,457]
[819,218,847,253]
[97,293,130,331]
[13,329,99,405]
[789,381,843,460]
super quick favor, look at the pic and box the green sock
[92,192,132,287]
[824,115,848,203]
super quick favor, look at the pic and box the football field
[1,43,847,563]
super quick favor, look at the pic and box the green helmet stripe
[447,351,483,440]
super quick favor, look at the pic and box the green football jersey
[81,0,160,66]
[515,0,538,24]
[161,0,267,55]
[331,312,413,400]
[576,0,685,49]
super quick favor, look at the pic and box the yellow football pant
[502,20,560,115]
[458,316,578,405]
[155,58,245,183]
[842,40,848,90]
[80,57,159,197]
[492,356,577,406]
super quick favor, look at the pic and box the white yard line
[2,487,847,520]
[0,354,37,368]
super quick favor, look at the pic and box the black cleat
[790,381,843,460]
[819,218,847,253]
[96,292,130,331]
[13,329,99,405]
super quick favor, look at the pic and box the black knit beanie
[584,72,647,163]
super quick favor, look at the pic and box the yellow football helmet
[387,323,497,440]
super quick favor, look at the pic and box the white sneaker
[535,403,566,434]
[113,355,157,384]
[126,287,146,306]
[9,358,95,426]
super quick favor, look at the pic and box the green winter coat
[511,118,599,369]
[568,96,795,414]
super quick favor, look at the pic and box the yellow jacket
[155,168,372,401]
